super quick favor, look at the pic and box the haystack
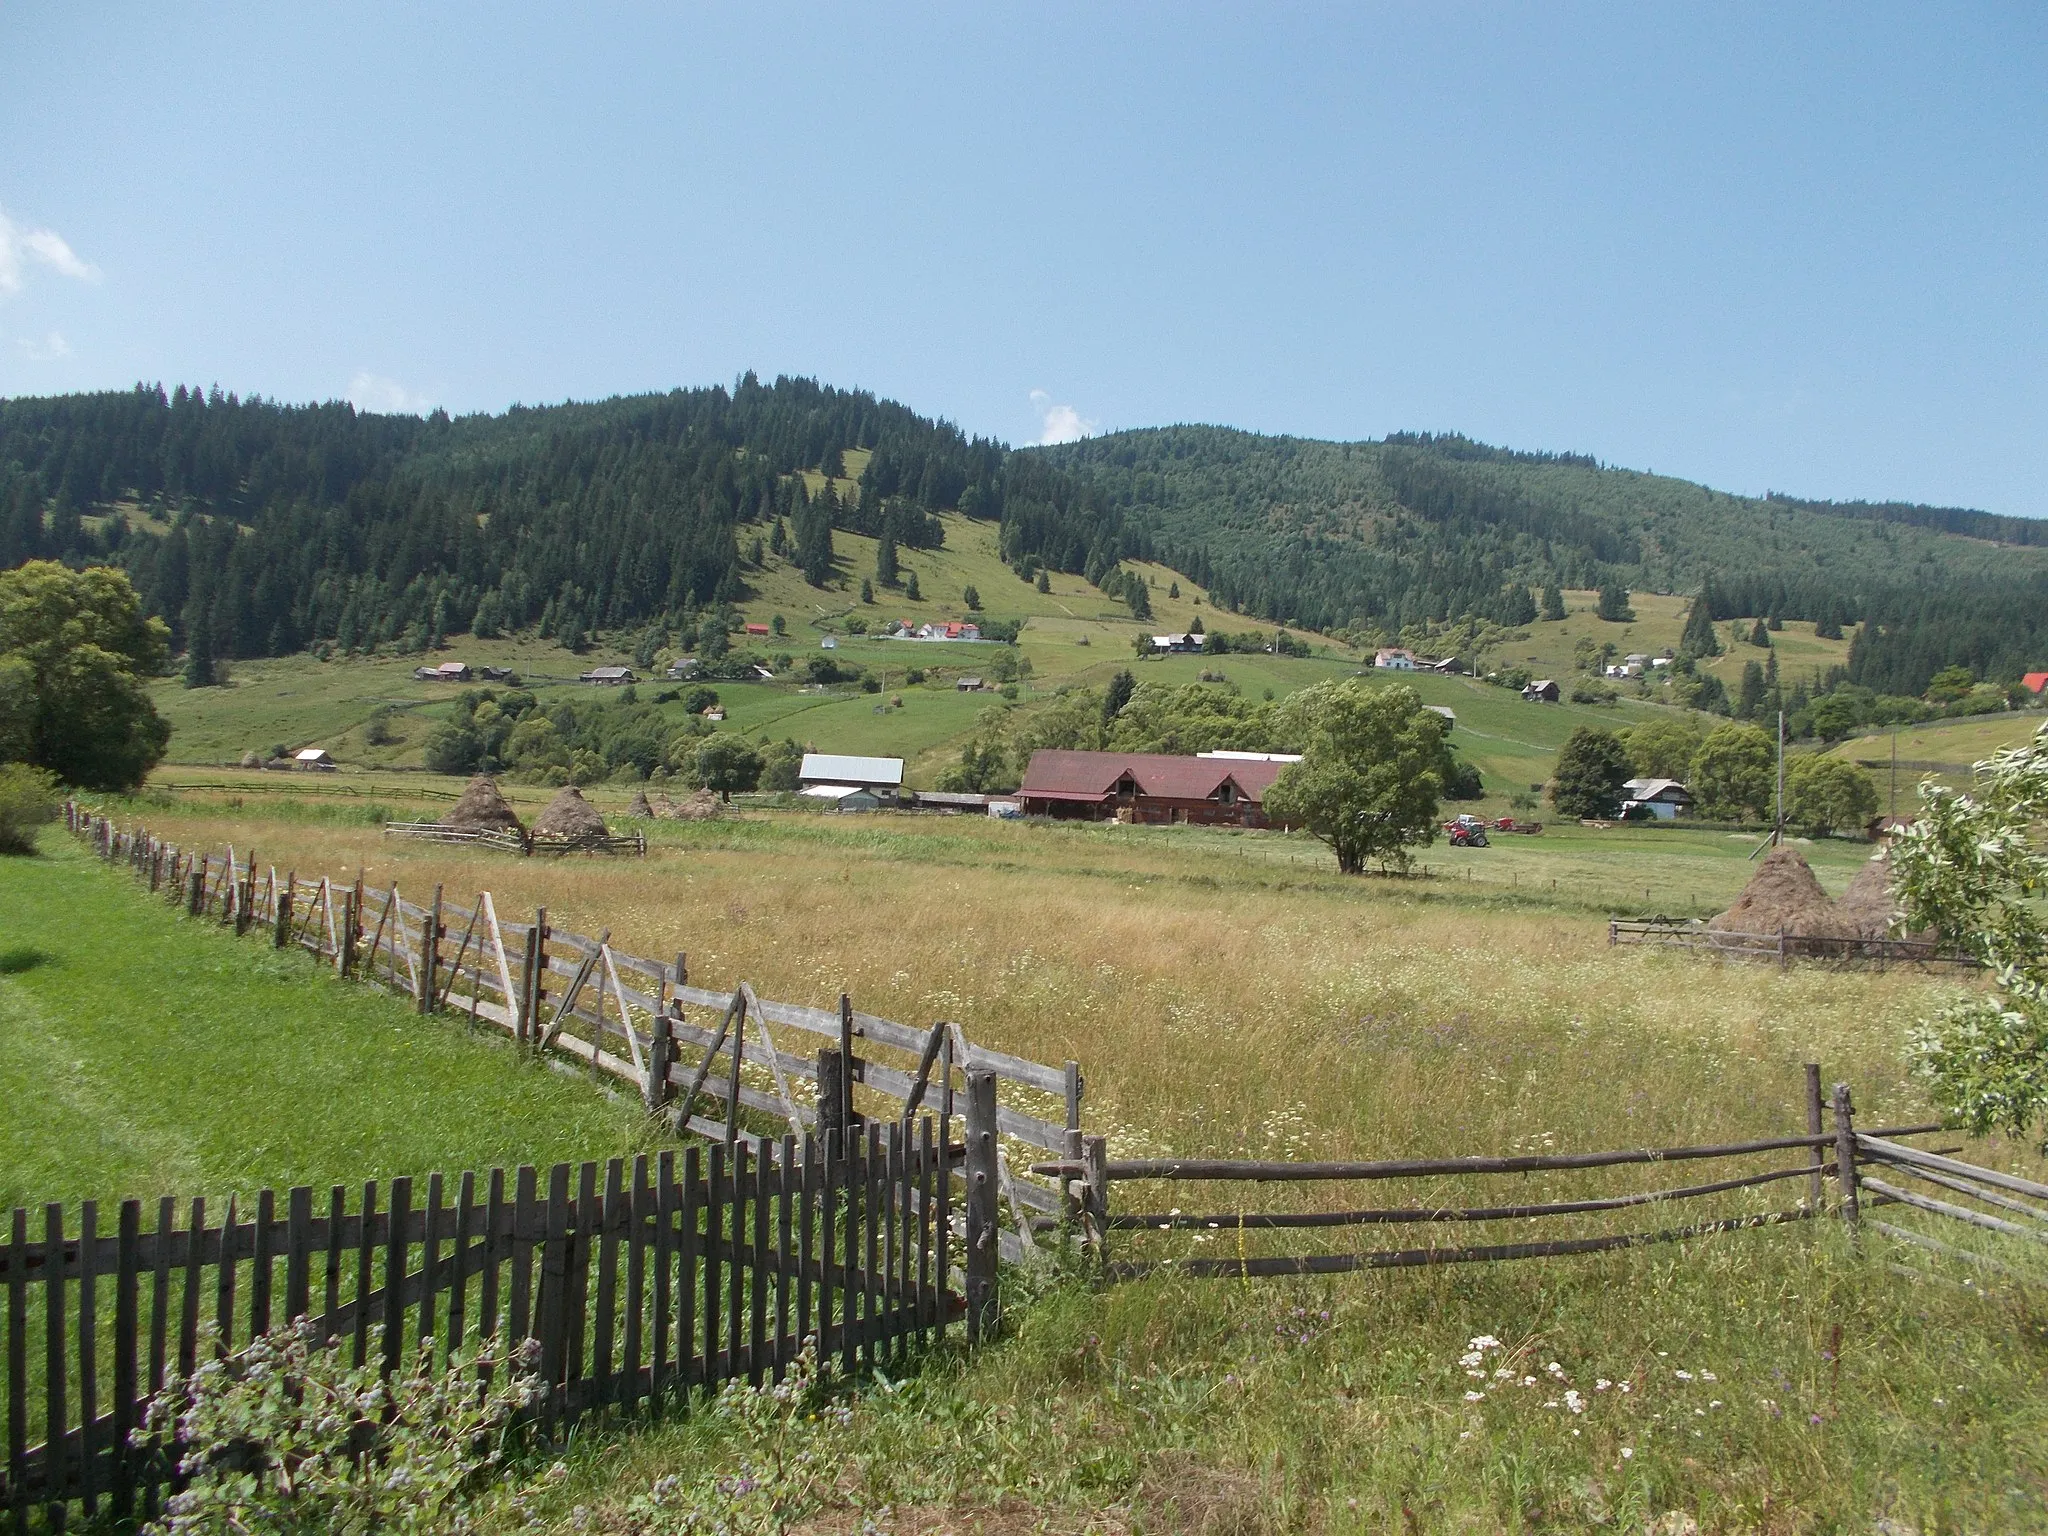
[667,788,725,821]
[1834,851,1934,943]
[532,784,608,841]
[625,788,654,820]
[1707,846,1852,939]
[441,775,525,835]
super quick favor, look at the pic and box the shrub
[140,1323,537,1536]
[0,764,59,855]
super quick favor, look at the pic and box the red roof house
[1016,751,1293,828]
[2023,672,2048,695]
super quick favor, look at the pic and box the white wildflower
[1464,1391,1485,1402]
[1564,1390,1585,1414]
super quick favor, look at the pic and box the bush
[140,1322,537,1536]
[0,764,59,854]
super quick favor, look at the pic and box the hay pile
[666,788,725,821]
[1707,846,1852,939]
[440,775,525,835]
[625,788,654,820]
[532,785,608,841]
[1833,851,1935,942]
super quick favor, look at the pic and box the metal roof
[799,753,904,786]
[1019,750,1286,804]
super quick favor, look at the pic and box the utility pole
[1774,709,1786,847]
[1890,727,1898,818]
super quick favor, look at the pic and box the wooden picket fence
[66,805,1082,1264]
[382,822,649,857]
[3,1118,990,1527]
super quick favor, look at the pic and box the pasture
[16,785,2048,1531]
[0,834,654,1211]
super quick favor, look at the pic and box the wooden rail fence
[65,805,1082,1265]
[1607,917,1980,969]
[3,1123,974,1527]
[1032,1069,2001,1282]
[382,822,649,857]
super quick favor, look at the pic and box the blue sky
[3,4,2043,514]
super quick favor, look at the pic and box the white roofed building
[798,753,904,804]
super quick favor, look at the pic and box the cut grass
[0,837,658,1212]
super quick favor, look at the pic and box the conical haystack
[668,787,725,821]
[1708,846,1852,939]
[532,784,609,841]
[441,775,525,834]
[626,788,654,820]
[1834,851,1935,943]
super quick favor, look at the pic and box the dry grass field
[48,789,2048,1530]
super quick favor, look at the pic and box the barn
[1016,750,1292,827]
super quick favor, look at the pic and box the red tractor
[1443,815,1490,847]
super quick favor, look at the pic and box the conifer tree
[1540,583,1566,622]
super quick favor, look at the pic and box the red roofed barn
[2023,671,2048,695]
[1017,751,1293,828]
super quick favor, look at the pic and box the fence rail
[66,806,1080,1262]
[1607,917,1980,969]
[3,1129,961,1524]
[1033,1069,1964,1282]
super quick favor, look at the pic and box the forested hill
[1023,426,2048,693]
[0,376,1002,662]
[3,380,2044,696]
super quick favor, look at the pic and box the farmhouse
[800,784,884,812]
[1522,679,1561,703]
[1374,648,1418,671]
[1149,633,1203,653]
[1622,777,1694,820]
[2024,671,2048,695]
[798,753,904,805]
[1017,750,1291,828]
[412,660,473,682]
[666,657,700,678]
[579,666,637,686]
[956,676,985,691]
[293,748,337,771]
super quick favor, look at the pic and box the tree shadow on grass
[0,946,53,975]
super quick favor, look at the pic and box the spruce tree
[1680,591,1720,657]
[876,529,898,587]
[1750,618,1771,647]
[905,570,921,601]
[1540,583,1566,622]
[1102,669,1136,726]
[1035,569,1050,594]
[1596,584,1635,622]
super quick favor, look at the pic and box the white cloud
[0,207,100,297]
[16,330,70,362]
[1030,388,1097,446]
[347,370,435,416]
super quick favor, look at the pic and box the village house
[1149,632,1203,653]
[2023,671,2048,695]
[1622,777,1694,820]
[578,666,637,686]
[800,784,883,812]
[956,676,985,691]
[798,753,905,805]
[1016,750,1292,828]
[293,748,337,772]
[665,657,700,679]
[915,621,981,642]
[1373,647,1418,671]
[412,660,473,682]
[1522,679,1561,703]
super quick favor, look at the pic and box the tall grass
[61,795,2048,1529]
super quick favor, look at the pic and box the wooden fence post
[274,883,293,949]
[838,993,858,1132]
[647,1012,675,1113]
[420,885,443,1015]
[1832,1082,1861,1230]
[1082,1135,1109,1265]
[1804,1064,1825,1211]
[186,866,205,917]
[818,1048,847,1149]
[964,1067,999,1343]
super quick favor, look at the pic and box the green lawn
[0,836,657,1211]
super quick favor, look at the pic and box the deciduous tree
[1264,681,1449,874]
[1550,728,1632,819]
